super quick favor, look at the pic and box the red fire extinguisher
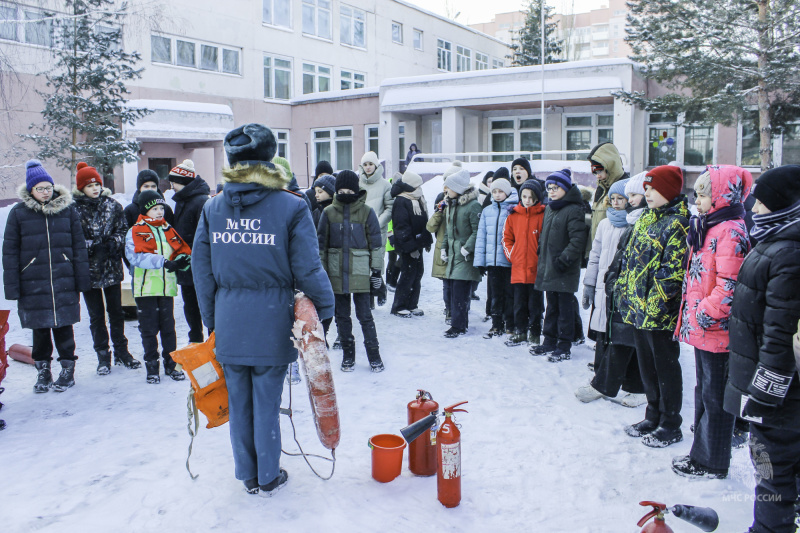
[437,401,468,508]
[407,390,439,476]
[637,501,719,532]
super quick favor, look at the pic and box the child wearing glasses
[532,169,589,362]
[3,160,90,393]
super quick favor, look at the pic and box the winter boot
[470,291,480,301]
[341,344,355,372]
[114,349,142,369]
[528,328,541,345]
[33,361,53,393]
[671,455,727,479]
[259,468,288,497]
[51,360,76,392]
[530,344,556,356]
[443,327,467,338]
[366,346,384,373]
[612,392,647,408]
[286,361,301,385]
[483,328,503,339]
[410,308,424,317]
[145,360,160,384]
[332,336,342,350]
[574,383,604,403]
[164,362,186,382]
[625,419,658,438]
[548,349,571,363]
[392,310,412,318]
[730,425,749,449]
[96,350,112,376]
[243,477,260,495]
[642,426,683,448]
[504,330,527,347]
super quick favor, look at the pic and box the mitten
[582,285,595,310]
[460,246,469,260]
[370,270,382,289]
[440,249,448,263]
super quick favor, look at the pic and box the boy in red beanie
[615,165,690,447]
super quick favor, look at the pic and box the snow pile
[0,181,759,532]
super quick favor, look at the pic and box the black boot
[114,349,142,369]
[332,336,342,350]
[33,361,53,393]
[96,350,111,376]
[366,345,384,373]
[163,357,186,381]
[52,360,76,392]
[341,344,355,372]
[145,360,160,384]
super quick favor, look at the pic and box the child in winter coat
[123,169,174,228]
[533,170,588,362]
[427,162,466,324]
[385,172,403,291]
[72,162,141,375]
[475,177,518,338]
[440,168,482,338]
[501,179,546,346]
[389,170,433,317]
[3,160,90,393]
[125,190,191,383]
[577,173,647,407]
[670,165,752,479]
[358,151,393,307]
[317,170,385,372]
[312,173,336,229]
[722,165,800,532]
[616,165,689,448]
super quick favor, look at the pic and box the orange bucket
[368,434,407,483]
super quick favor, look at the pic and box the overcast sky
[406,0,603,26]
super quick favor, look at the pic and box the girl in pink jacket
[672,165,752,479]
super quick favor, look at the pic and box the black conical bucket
[399,414,437,444]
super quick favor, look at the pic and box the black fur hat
[224,124,278,167]
[137,169,160,190]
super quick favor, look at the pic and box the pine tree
[510,0,563,66]
[23,0,150,185]
[614,0,800,171]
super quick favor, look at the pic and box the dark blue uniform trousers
[223,363,288,485]
[689,348,735,471]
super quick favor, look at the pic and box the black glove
[370,270,382,290]
[164,255,191,272]
[478,267,487,276]
[92,242,109,263]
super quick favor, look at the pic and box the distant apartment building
[468,0,632,62]
[0,0,510,197]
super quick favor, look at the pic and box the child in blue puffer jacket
[474,178,518,338]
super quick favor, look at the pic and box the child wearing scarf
[722,165,800,533]
[672,165,752,479]
[125,190,191,384]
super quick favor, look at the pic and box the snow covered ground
[1,178,759,533]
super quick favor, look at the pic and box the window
[437,39,451,71]
[340,5,365,48]
[366,125,379,155]
[275,131,289,159]
[24,9,51,47]
[0,4,18,41]
[475,52,488,70]
[303,63,331,94]
[263,0,291,28]
[489,117,542,161]
[200,44,218,71]
[313,128,353,171]
[222,49,240,74]
[303,0,331,39]
[151,35,171,64]
[492,58,504,69]
[413,29,422,50]
[683,126,714,166]
[341,69,365,90]
[264,55,292,100]
[176,40,195,67]
[780,124,800,164]
[391,22,402,44]
[647,113,678,167]
[564,114,614,160]
[519,118,542,160]
[399,123,405,156]
[456,45,471,72]
[739,111,760,167]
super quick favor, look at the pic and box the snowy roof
[381,77,622,109]
[291,87,380,105]
[126,100,233,116]
[382,58,635,87]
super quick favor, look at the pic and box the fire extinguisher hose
[185,388,200,480]
[281,377,336,481]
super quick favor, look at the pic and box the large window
[475,52,488,70]
[437,39,451,71]
[456,45,471,72]
[340,69,365,90]
[741,114,800,167]
[263,0,291,28]
[564,114,613,160]
[313,128,353,171]
[413,29,423,50]
[365,125,379,155]
[263,55,292,100]
[391,22,402,44]
[151,34,240,75]
[303,63,331,94]
[24,8,51,47]
[340,5,365,47]
[647,113,677,167]
[303,0,331,40]
[0,4,18,41]
[683,126,714,166]
[490,117,542,161]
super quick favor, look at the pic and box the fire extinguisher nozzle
[400,414,437,444]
